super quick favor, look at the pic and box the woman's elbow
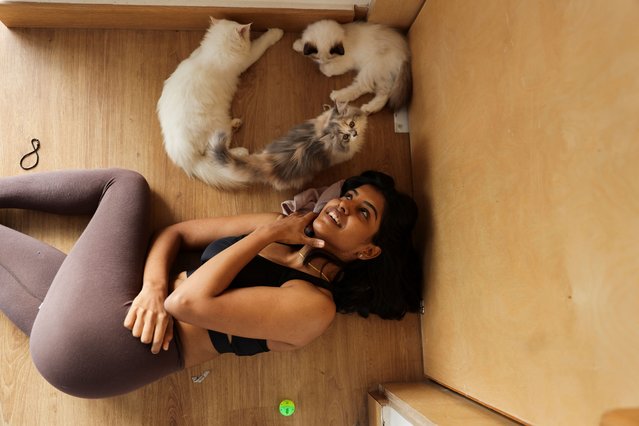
[164,292,193,320]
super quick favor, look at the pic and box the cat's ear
[335,101,349,115]
[293,39,304,53]
[237,23,252,37]
[322,104,332,111]
[316,106,334,129]
[209,17,219,25]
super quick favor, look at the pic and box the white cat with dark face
[293,20,411,115]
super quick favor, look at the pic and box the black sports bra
[188,235,331,356]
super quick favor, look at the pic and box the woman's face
[313,184,385,261]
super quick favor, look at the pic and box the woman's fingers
[162,317,174,351]
[272,212,325,247]
[124,304,173,354]
[140,311,156,344]
[123,306,137,330]
[297,211,318,225]
[308,236,325,248]
[131,308,145,338]
[150,312,169,354]
[298,212,325,247]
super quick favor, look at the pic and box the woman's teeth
[328,210,341,226]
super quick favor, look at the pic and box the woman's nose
[338,200,350,214]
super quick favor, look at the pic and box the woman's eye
[349,121,355,128]
[344,193,353,200]
[360,209,369,219]
[342,134,350,141]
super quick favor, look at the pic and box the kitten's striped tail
[188,131,251,189]
[211,131,279,190]
[388,60,412,110]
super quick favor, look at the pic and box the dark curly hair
[307,170,423,319]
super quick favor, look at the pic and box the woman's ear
[357,245,382,260]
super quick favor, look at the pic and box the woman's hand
[259,212,325,247]
[123,286,174,354]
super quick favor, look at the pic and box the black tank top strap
[284,268,332,290]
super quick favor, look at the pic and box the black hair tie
[20,138,41,170]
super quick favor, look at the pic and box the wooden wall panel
[408,0,639,424]
[0,2,353,31]
[367,0,424,30]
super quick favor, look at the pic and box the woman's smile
[325,207,342,227]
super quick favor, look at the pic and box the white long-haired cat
[293,19,411,115]
[157,18,283,186]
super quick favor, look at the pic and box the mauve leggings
[0,168,183,398]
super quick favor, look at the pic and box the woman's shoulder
[280,280,337,343]
[283,280,336,314]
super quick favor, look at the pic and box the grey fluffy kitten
[212,102,367,190]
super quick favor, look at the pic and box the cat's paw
[266,28,284,43]
[231,118,243,131]
[229,147,249,156]
[361,102,385,115]
[330,89,350,104]
[360,104,376,115]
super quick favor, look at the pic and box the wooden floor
[0,23,422,425]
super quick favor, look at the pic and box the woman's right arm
[124,212,281,353]
[147,212,284,285]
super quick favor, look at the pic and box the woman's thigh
[21,169,181,397]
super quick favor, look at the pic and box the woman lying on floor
[0,168,421,398]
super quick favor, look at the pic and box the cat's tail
[388,60,412,110]
[187,132,253,189]
[210,131,293,191]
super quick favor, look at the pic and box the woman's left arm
[179,281,337,348]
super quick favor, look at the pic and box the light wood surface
[367,390,387,426]
[0,23,421,425]
[0,2,354,31]
[408,0,639,424]
[381,381,519,425]
[367,0,424,30]
[601,408,639,426]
